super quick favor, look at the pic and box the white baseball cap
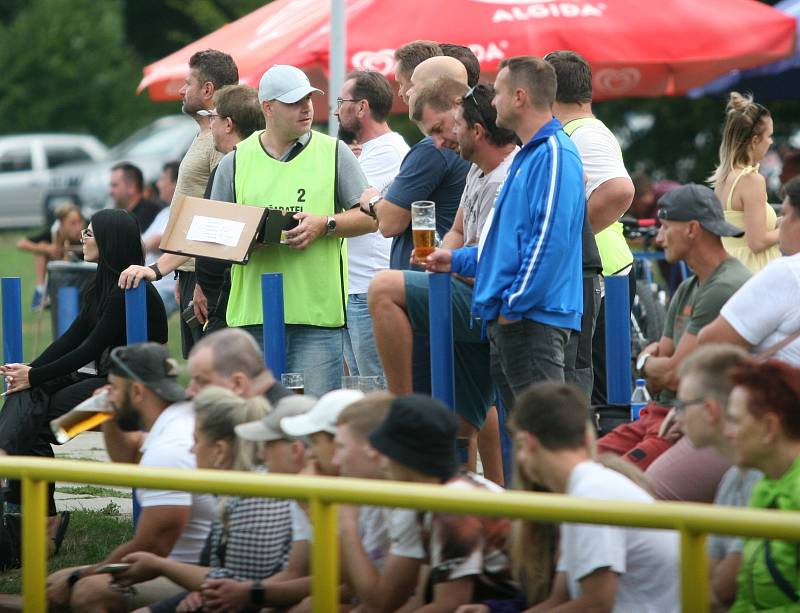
[258,64,323,103]
[280,389,364,437]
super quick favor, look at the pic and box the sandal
[51,511,70,556]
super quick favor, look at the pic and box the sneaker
[31,288,43,310]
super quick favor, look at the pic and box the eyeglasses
[80,228,93,241]
[109,347,145,384]
[462,85,494,131]
[673,397,706,412]
[197,109,224,120]
[336,97,363,108]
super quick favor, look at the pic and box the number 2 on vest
[297,188,306,203]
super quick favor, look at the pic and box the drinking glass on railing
[50,389,113,444]
[411,201,436,265]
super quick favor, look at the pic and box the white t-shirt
[359,506,391,571]
[347,131,409,294]
[137,402,215,563]
[460,149,518,246]
[568,121,630,199]
[388,508,425,559]
[141,206,176,296]
[720,253,800,365]
[558,461,680,613]
[289,500,312,542]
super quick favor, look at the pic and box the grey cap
[657,184,745,237]
[280,389,365,437]
[109,343,185,403]
[235,394,317,442]
[258,64,323,103]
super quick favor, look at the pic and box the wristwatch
[250,582,266,605]
[636,352,652,373]
[148,263,163,281]
[367,194,381,219]
[67,568,83,591]
[325,215,337,235]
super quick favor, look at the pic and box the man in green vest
[209,65,374,396]
[546,51,636,404]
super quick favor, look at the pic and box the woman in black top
[0,209,168,540]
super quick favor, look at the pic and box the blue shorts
[404,271,493,429]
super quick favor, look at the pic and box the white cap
[280,389,364,437]
[258,64,323,103]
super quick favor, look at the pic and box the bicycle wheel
[633,280,666,344]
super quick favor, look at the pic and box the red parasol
[139,0,796,104]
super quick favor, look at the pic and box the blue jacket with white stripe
[451,118,585,331]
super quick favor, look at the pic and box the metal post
[57,286,80,337]
[604,275,632,405]
[261,273,286,375]
[21,477,48,612]
[310,497,339,613]
[125,284,148,344]
[328,0,346,135]
[680,529,710,612]
[1,277,23,365]
[428,273,455,409]
[125,284,148,525]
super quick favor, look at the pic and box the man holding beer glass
[424,57,586,412]
[370,81,518,483]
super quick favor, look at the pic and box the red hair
[731,359,800,439]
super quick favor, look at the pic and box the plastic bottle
[630,378,651,421]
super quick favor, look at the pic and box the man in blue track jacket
[425,56,585,412]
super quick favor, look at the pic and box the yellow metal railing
[3,457,800,612]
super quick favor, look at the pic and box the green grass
[0,229,185,368]
[55,485,132,499]
[0,503,134,594]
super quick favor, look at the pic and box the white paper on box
[186,215,245,247]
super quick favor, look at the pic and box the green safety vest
[563,117,634,276]
[227,130,346,327]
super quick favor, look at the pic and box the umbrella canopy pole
[329,0,346,136]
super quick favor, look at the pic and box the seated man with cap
[46,343,216,612]
[369,395,518,611]
[199,389,370,611]
[596,184,751,497]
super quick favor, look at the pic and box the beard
[114,392,143,432]
[182,97,203,116]
[337,125,358,145]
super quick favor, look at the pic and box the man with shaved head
[360,40,469,394]
[407,56,468,119]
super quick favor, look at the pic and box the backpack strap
[763,539,800,602]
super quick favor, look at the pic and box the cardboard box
[159,194,267,264]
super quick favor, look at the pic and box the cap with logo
[258,64,324,103]
[657,183,744,237]
[280,389,365,437]
[235,395,318,442]
[108,343,185,403]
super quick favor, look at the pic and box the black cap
[657,183,744,237]
[109,343,185,403]
[369,394,458,481]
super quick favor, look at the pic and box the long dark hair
[86,209,144,312]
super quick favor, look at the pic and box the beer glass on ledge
[281,372,305,395]
[50,389,113,444]
[411,200,436,265]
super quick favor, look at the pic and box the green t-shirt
[658,257,751,404]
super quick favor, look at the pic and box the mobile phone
[96,563,131,574]
[181,302,201,330]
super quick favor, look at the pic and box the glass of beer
[50,389,114,444]
[281,372,305,395]
[411,200,436,264]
